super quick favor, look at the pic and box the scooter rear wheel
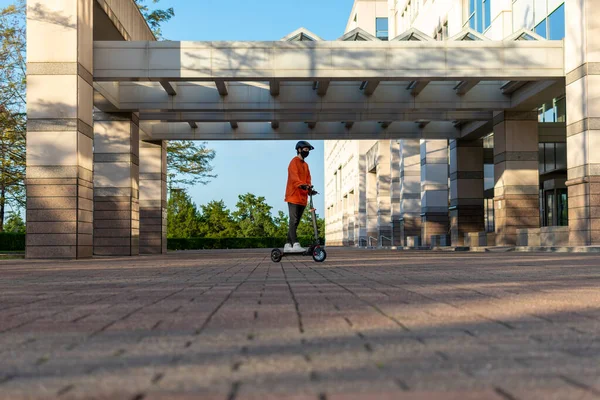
[312,246,327,263]
[271,248,283,263]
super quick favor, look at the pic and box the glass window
[539,143,545,173]
[484,164,494,191]
[545,143,556,172]
[535,19,547,38]
[555,142,566,170]
[548,4,565,40]
[557,190,568,226]
[555,96,566,122]
[546,191,554,226]
[483,0,491,30]
[376,18,389,40]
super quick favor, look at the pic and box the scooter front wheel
[271,248,283,263]
[312,246,327,263]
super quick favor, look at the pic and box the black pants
[287,203,306,245]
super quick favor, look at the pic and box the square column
[26,0,94,259]
[140,141,168,254]
[93,113,140,256]
[356,144,370,246]
[449,140,485,246]
[420,140,449,246]
[377,140,392,246]
[390,141,402,246]
[400,140,422,245]
[565,0,600,245]
[493,111,540,246]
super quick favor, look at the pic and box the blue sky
[157,0,353,214]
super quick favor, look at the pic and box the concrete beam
[115,81,514,113]
[270,80,280,96]
[215,79,228,96]
[138,110,493,123]
[361,80,380,96]
[159,80,177,96]
[408,80,430,96]
[454,80,479,96]
[140,121,460,141]
[501,81,528,94]
[94,40,565,81]
[316,80,330,96]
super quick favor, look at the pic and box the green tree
[167,189,202,238]
[272,210,289,237]
[297,209,325,238]
[200,200,239,238]
[167,141,216,190]
[233,193,277,237]
[134,0,174,39]
[0,1,26,231]
[4,212,24,233]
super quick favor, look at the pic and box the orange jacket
[285,156,312,206]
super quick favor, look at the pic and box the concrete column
[366,169,378,246]
[140,141,168,254]
[420,140,449,246]
[377,140,392,246]
[400,140,422,245]
[449,139,485,246]
[93,113,140,256]
[357,150,368,247]
[565,0,600,245]
[25,0,94,259]
[390,141,402,246]
[493,111,540,246]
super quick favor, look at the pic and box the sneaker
[292,242,306,252]
[283,243,293,253]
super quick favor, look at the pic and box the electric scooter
[271,186,327,263]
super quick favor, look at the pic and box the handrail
[368,236,377,247]
[380,235,392,246]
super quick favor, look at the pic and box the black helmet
[295,141,314,151]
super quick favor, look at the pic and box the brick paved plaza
[0,249,599,400]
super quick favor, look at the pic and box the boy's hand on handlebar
[299,184,311,190]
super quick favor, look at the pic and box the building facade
[325,0,568,247]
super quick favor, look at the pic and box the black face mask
[300,150,310,159]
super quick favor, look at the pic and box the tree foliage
[4,212,24,233]
[167,189,325,242]
[0,1,26,231]
[167,141,216,189]
[134,0,174,39]
[167,189,202,238]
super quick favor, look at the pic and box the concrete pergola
[26,0,597,258]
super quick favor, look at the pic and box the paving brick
[1,249,600,399]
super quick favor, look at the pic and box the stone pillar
[377,141,392,246]
[93,113,140,256]
[449,139,485,246]
[399,140,422,245]
[565,0,600,245]
[140,141,168,254]
[420,140,449,246]
[390,141,402,246]
[400,140,422,245]
[366,169,378,246]
[493,111,540,246]
[357,150,368,247]
[25,0,94,259]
